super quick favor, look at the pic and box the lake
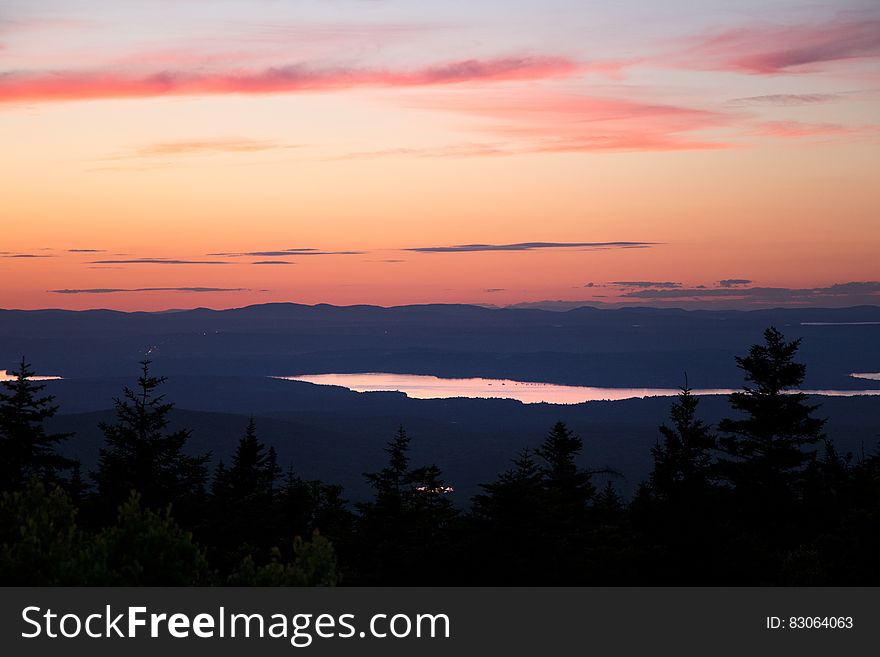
[277,372,880,405]
[0,369,62,382]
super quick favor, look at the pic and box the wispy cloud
[90,258,230,265]
[0,253,55,258]
[0,56,579,104]
[49,287,248,294]
[719,279,752,287]
[608,281,681,288]
[726,93,840,106]
[67,248,105,253]
[252,260,295,265]
[407,241,656,253]
[334,143,510,159]
[749,121,871,138]
[409,90,733,153]
[622,281,880,303]
[210,248,363,256]
[108,138,298,159]
[674,12,880,74]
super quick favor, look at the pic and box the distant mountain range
[2,302,879,389]
[2,301,875,501]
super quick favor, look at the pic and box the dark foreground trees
[354,427,458,584]
[718,328,825,511]
[0,358,75,490]
[1,326,879,585]
[92,361,210,524]
[470,422,633,584]
[633,382,720,582]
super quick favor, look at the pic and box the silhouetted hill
[2,303,880,389]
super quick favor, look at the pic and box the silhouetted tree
[717,328,825,506]
[92,361,209,521]
[636,384,723,583]
[712,328,827,580]
[66,461,89,506]
[535,422,598,582]
[0,358,74,489]
[363,425,411,506]
[536,421,596,513]
[470,448,545,583]
[356,426,457,584]
[207,418,281,563]
[650,381,716,501]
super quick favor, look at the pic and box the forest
[1,327,878,586]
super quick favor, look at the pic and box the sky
[1,0,878,311]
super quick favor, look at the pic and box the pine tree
[650,382,716,502]
[356,426,457,584]
[207,418,281,560]
[92,361,209,519]
[535,421,596,509]
[363,425,411,506]
[226,418,279,501]
[470,448,545,583]
[533,422,601,583]
[637,383,722,583]
[717,327,826,500]
[594,481,623,518]
[473,448,543,524]
[0,357,74,489]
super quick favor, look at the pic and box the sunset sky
[1,0,878,311]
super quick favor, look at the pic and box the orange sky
[1,1,878,310]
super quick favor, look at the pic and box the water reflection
[277,373,880,405]
[0,369,62,382]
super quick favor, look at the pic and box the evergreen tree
[276,467,351,549]
[223,418,280,502]
[650,382,716,502]
[363,425,411,506]
[594,481,623,519]
[207,418,281,562]
[533,422,598,582]
[536,421,596,510]
[717,327,826,501]
[470,448,545,583]
[637,384,722,583]
[0,358,74,489]
[713,328,827,580]
[356,426,457,584]
[473,448,543,526]
[66,461,89,505]
[92,361,209,520]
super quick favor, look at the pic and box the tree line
[1,327,879,585]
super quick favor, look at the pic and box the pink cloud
[750,121,876,138]
[0,56,580,104]
[112,138,298,159]
[406,91,733,153]
[675,13,880,74]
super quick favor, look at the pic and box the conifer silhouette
[92,360,209,516]
[0,357,74,489]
